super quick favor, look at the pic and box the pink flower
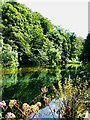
[5,112,16,118]
[0,101,6,106]
[5,112,11,118]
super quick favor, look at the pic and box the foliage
[34,12,54,34]
[2,43,19,67]
[75,36,84,59]
[1,2,53,66]
[46,30,62,64]
[52,76,89,119]
[69,32,77,59]
[0,1,85,67]
[54,26,71,62]
[80,33,90,62]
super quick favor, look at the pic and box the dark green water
[2,64,90,104]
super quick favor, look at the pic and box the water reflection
[2,64,90,104]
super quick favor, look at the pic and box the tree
[1,2,49,66]
[69,32,77,60]
[81,33,90,62]
[1,1,83,67]
[54,26,71,63]
[75,36,84,60]
[46,30,62,64]
[2,43,19,67]
[34,12,54,34]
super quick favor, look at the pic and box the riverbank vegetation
[0,77,89,119]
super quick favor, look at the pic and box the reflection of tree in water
[2,65,90,104]
[2,73,18,88]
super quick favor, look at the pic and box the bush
[53,76,89,119]
[2,43,19,67]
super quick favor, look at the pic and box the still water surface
[2,64,90,103]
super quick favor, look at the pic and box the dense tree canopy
[0,1,84,67]
[81,33,90,62]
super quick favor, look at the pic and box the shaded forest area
[0,1,90,67]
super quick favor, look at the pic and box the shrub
[2,43,19,67]
[52,76,89,119]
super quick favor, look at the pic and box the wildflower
[43,94,51,106]
[22,103,31,115]
[31,104,40,114]
[24,108,31,115]
[9,100,17,109]
[22,103,30,110]
[36,102,41,107]
[0,101,6,107]
[5,112,16,119]
[41,86,48,93]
